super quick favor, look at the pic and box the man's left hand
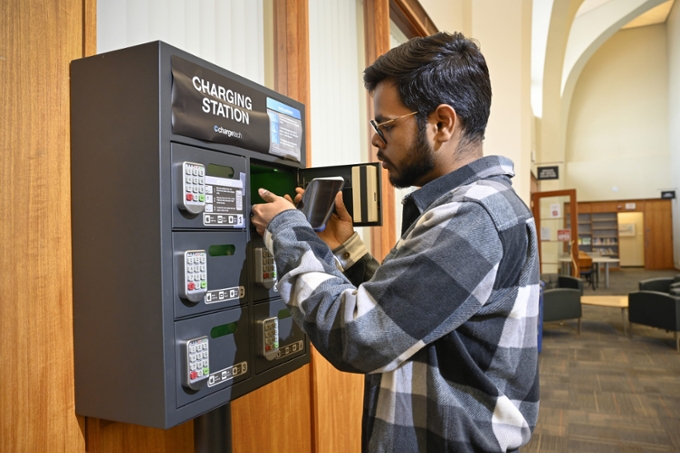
[251,188,296,236]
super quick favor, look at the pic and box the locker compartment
[175,306,250,408]
[250,160,382,228]
[172,142,247,230]
[253,299,306,375]
[173,231,247,318]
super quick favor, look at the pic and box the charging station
[71,41,381,430]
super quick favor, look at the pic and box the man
[251,32,539,453]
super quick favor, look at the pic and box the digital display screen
[208,244,236,257]
[206,163,235,179]
[211,322,238,338]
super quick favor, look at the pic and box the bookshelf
[565,212,619,258]
[591,212,618,257]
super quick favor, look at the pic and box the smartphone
[297,177,345,232]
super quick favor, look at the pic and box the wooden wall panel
[273,0,312,165]
[364,0,395,262]
[232,365,314,453]
[644,199,674,270]
[311,349,364,453]
[588,201,619,213]
[578,199,674,270]
[86,419,193,453]
[0,0,87,451]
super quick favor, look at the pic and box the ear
[430,104,458,144]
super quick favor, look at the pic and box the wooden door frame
[363,0,437,260]
[531,189,579,276]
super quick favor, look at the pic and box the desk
[592,257,619,289]
[557,256,619,289]
[581,295,628,335]
[558,257,572,275]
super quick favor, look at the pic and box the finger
[333,191,352,221]
[283,194,294,204]
[258,188,277,202]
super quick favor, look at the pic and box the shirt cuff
[332,232,368,271]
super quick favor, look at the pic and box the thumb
[334,191,352,221]
[258,188,277,203]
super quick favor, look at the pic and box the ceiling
[622,0,675,29]
[575,0,675,29]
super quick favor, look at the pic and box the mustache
[377,153,392,166]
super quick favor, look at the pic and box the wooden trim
[364,0,394,261]
[83,0,97,57]
[390,0,438,39]
[531,189,578,276]
[273,0,312,166]
[364,0,438,261]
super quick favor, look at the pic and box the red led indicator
[186,193,193,201]
[188,282,195,291]
[190,371,198,380]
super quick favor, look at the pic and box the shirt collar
[404,155,516,214]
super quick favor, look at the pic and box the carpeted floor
[524,268,680,452]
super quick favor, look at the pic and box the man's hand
[251,188,296,236]
[317,191,355,249]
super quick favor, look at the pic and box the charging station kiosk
[70,41,381,431]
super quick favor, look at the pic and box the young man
[251,32,540,453]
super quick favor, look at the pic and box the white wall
[308,0,366,168]
[419,0,471,35]
[668,2,680,268]
[97,0,266,85]
[308,0,370,243]
[471,0,533,204]
[565,24,671,201]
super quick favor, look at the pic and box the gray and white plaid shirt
[264,155,540,452]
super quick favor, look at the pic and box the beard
[387,126,435,189]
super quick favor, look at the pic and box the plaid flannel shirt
[264,156,540,452]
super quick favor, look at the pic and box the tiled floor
[525,301,680,452]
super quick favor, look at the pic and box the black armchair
[541,274,583,333]
[638,277,678,292]
[628,276,680,352]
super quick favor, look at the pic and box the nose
[371,131,385,149]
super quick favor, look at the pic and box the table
[591,257,619,289]
[581,295,628,335]
[557,256,619,289]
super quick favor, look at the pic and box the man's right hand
[294,187,354,249]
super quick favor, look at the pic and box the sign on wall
[536,166,559,180]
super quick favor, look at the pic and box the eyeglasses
[369,111,418,144]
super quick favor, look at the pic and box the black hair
[364,32,492,145]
